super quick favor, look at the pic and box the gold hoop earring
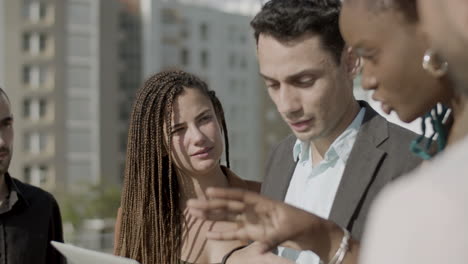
[422,49,448,77]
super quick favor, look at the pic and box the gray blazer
[262,101,422,240]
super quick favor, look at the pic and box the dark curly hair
[251,0,345,64]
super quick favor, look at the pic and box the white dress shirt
[279,108,365,264]
[360,135,468,264]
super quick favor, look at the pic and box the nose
[277,85,302,116]
[189,125,206,146]
[0,132,5,148]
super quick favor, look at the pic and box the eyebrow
[284,69,322,82]
[259,72,277,83]
[0,115,13,124]
[259,69,322,83]
[171,109,211,129]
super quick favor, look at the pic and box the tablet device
[51,241,140,264]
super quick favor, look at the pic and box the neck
[177,165,229,207]
[310,100,360,165]
[448,94,468,145]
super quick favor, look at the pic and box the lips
[289,118,313,132]
[191,147,213,157]
[0,152,9,160]
[372,94,393,115]
[381,103,393,115]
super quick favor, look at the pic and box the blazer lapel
[328,103,388,228]
[277,154,297,201]
[270,137,298,201]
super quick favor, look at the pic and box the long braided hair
[116,70,230,264]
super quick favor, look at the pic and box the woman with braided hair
[113,70,263,264]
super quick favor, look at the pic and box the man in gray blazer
[223,0,422,263]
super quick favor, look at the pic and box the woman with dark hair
[187,1,468,264]
[113,70,268,264]
[341,1,468,263]
[339,0,467,155]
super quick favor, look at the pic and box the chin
[397,113,417,123]
[397,107,430,123]
[293,130,321,143]
[190,160,220,174]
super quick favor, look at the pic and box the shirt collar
[293,107,366,164]
[4,172,30,207]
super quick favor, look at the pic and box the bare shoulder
[224,166,262,193]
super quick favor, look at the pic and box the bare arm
[187,188,359,264]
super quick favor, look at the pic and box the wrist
[321,221,344,263]
[222,245,248,264]
[295,218,343,262]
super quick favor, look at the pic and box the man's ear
[342,46,362,79]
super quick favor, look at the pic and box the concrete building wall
[0,0,4,85]
[2,0,121,192]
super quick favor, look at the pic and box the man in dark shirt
[0,87,65,264]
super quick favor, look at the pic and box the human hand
[187,188,337,256]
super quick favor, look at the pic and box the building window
[181,20,190,39]
[39,3,47,20]
[24,132,49,154]
[23,1,48,22]
[23,166,31,183]
[23,99,31,119]
[39,99,47,117]
[200,23,209,41]
[201,50,209,69]
[23,65,48,88]
[22,33,31,52]
[23,98,47,121]
[39,33,47,52]
[23,65,32,84]
[240,56,247,69]
[181,48,189,66]
[229,53,236,69]
[23,165,49,186]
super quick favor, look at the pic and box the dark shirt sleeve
[46,197,67,264]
